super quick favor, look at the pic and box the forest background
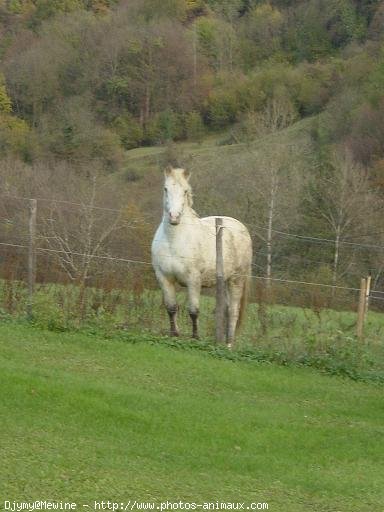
[1,0,384,301]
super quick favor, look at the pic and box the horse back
[200,216,252,273]
[200,216,251,245]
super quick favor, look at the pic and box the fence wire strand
[2,194,384,251]
[0,239,372,294]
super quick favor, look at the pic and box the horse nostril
[169,213,180,225]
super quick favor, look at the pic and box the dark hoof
[170,331,180,337]
[192,334,200,340]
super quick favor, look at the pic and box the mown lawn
[0,321,383,511]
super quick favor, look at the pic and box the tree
[242,3,283,63]
[39,172,133,317]
[306,146,375,292]
[231,97,302,287]
[196,14,239,72]
[0,74,32,160]
[0,75,12,114]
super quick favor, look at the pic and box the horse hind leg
[187,276,201,339]
[189,311,199,339]
[226,278,244,347]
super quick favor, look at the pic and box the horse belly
[200,268,216,288]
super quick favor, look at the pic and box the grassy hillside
[123,117,312,176]
[120,116,313,217]
[1,321,384,511]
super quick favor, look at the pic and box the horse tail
[236,270,250,333]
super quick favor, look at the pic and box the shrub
[185,111,205,142]
[0,115,32,160]
[207,87,240,128]
[38,97,124,170]
[112,114,143,150]
[156,110,184,142]
[0,76,12,114]
[32,289,68,331]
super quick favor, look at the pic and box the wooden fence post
[215,217,226,343]
[365,275,371,315]
[27,199,37,320]
[357,277,367,339]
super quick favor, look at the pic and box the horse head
[163,166,192,225]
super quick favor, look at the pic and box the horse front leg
[187,276,201,339]
[156,271,179,336]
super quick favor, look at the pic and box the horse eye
[164,187,167,192]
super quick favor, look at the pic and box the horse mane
[166,167,198,216]
[186,185,194,208]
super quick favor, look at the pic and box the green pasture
[1,280,384,383]
[0,321,383,511]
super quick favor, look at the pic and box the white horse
[151,167,252,345]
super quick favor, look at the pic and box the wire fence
[0,194,383,342]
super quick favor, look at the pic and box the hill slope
[0,322,383,511]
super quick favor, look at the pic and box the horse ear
[164,166,173,177]
[183,169,191,181]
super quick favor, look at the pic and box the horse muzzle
[169,213,181,225]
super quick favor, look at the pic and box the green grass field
[2,280,384,383]
[1,321,384,511]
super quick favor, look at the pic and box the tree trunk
[266,182,276,290]
[228,33,233,72]
[78,275,87,321]
[332,229,340,297]
[145,83,150,124]
[193,24,197,88]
